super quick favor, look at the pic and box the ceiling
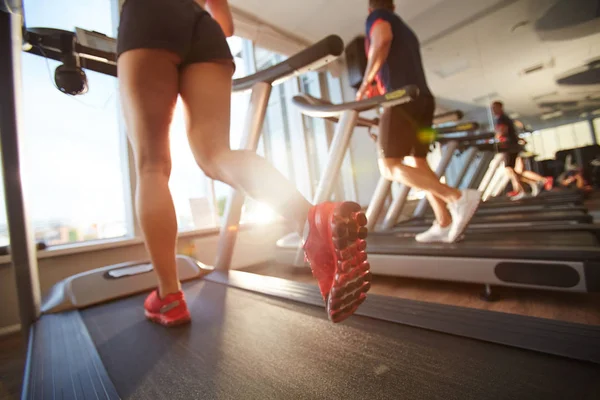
[229,0,600,127]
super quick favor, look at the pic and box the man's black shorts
[503,152,519,169]
[378,95,435,159]
[117,0,234,68]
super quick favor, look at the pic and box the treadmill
[275,88,600,298]
[369,132,591,233]
[471,143,584,206]
[415,135,585,215]
[3,12,600,399]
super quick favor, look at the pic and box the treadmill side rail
[21,311,120,400]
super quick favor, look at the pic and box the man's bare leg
[521,170,547,183]
[505,166,525,193]
[379,157,481,242]
[413,157,452,227]
[379,158,461,203]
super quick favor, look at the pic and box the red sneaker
[303,201,371,323]
[544,177,554,191]
[507,191,519,197]
[144,290,191,327]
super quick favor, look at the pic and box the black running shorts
[117,0,234,69]
[378,95,436,159]
[503,152,519,169]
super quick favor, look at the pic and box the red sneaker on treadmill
[303,201,371,323]
[144,290,191,326]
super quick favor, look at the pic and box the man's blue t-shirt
[495,113,519,145]
[365,8,433,98]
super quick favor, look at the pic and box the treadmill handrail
[232,35,344,92]
[437,131,496,143]
[435,121,480,135]
[292,85,419,118]
[23,28,345,92]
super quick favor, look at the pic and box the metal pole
[214,82,272,270]
[380,184,410,230]
[478,153,504,193]
[311,110,358,204]
[413,140,459,218]
[491,172,510,198]
[589,119,597,145]
[468,152,493,189]
[365,176,392,231]
[0,10,42,334]
[469,151,493,189]
[293,109,359,265]
[452,147,478,188]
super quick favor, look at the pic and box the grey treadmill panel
[79,276,600,400]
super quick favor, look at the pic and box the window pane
[572,121,593,147]
[532,131,546,160]
[24,0,113,34]
[301,72,330,191]
[596,118,600,143]
[539,128,559,160]
[20,53,128,245]
[0,1,121,247]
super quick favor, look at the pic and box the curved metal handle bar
[292,85,419,118]
[437,131,496,142]
[435,121,480,135]
[232,35,344,92]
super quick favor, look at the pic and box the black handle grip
[0,241,47,256]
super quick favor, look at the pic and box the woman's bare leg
[118,49,181,298]
[179,61,371,323]
[178,62,311,233]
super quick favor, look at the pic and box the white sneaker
[415,222,452,243]
[530,182,540,197]
[511,191,526,201]
[447,189,482,243]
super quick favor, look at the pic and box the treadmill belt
[81,280,600,400]
[398,209,590,228]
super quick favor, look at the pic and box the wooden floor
[0,334,25,400]
[242,264,600,326]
